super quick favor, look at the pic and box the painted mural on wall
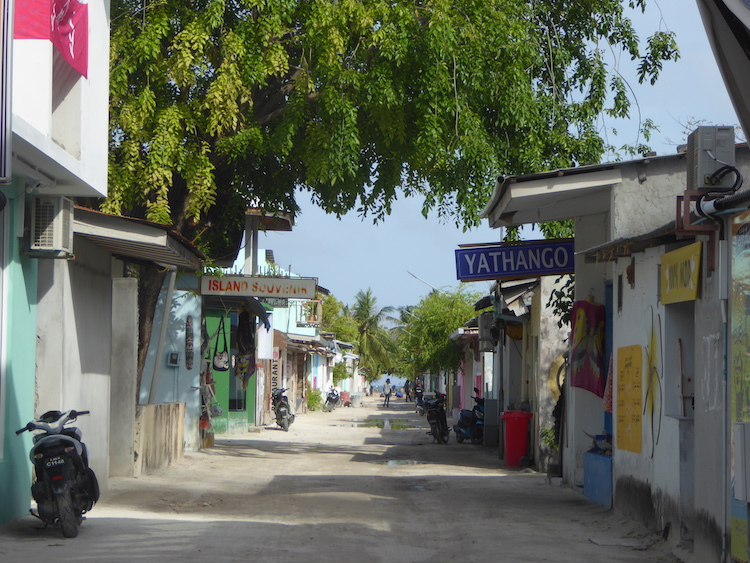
[643,306,663,458]
[732,210,750,563]
[617,345,643,454]
[733,211,750,424]
[570,300,606,397]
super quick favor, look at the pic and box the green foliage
[395,287,480,376]
[352,289,396,379]
[546,275,576,329]
[332,362,350,386]
[541,427,559,451]
[321,294,359,345]
[307,388,323,411]
[107,0,678,247]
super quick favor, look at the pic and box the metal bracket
[676,190,717,272]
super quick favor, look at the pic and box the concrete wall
[109,278,138,477]
[612,155,688,240]
[565,212,609,487]
[694,238,728,562]
[134,402,185,475]
[140,286,201,451]
[611,244,705,553]
[536,276,571,469]
[0,189,39,524]
[12,0,111,196]
[36,237,113,489]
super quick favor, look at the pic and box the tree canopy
[395,287,482,377]
[107,0,678,250]
[352,288,396,379]
[106,0,677,380]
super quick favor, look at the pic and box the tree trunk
[135,263,168,402]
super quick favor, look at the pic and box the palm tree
[352,289,396,379]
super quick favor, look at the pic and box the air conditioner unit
[30,196,74,255]
[686,126,735,190]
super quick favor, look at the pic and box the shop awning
[74,207,205,270]
[479,166,623,228]
[498,279,538,316]
[202,295,271,329]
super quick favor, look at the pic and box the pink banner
[14,0,88,77]
[51,0,88,78]
[14,0,50,39]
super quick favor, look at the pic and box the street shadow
[0,473,647,563]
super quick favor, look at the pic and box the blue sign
[455,239,575,282]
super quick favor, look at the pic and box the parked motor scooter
[453,387,485,444]
[271,388,295,431]
[16,409,100,538]
[414,383,425,415]
[424,393,450,444]
[324,387,340,412]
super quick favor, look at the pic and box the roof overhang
[202,295,270,329]
[580,221,688,264]
[480,166,623,228]
[74,207,205,270]
[696,0,750,143]
[245,208,294,232]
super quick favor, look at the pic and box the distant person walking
[383,378,392,407]
[404,379,412,401]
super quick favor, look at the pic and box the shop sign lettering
[661,242,702,305]
[455,239,574,282]
[201,275,317,298]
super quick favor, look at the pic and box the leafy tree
[320,294,359,345]
[332,361,351,386]
[352,288,396,379]
[105,0,678,383]
[396,287,481,377]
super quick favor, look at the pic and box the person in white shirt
[383,379,392,407]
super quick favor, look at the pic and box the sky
[258,1,741,311]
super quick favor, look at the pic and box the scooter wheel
[456,433,465,444]
[56,489,79,538]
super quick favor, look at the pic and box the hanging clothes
[235,309,256,389]
[569,299,606,397]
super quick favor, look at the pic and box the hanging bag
[212,316,229,371]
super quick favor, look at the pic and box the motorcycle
[453,387,485,444]
[414,383,425,415]
[16,409,99,538]
[424,393,450,444]
[272,388,295,431]
[324,387,340,412]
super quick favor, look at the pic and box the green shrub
[307,389,323,411]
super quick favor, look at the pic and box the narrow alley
[0,398,682,563]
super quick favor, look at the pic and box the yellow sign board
[617,345,642,454]
[661,242,702,305]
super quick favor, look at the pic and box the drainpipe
[148,266,177,404]
[721,286,729,563]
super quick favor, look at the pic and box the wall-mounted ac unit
[30,196,74,255]
[686,126,735,190]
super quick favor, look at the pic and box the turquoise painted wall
[0,190,39,524]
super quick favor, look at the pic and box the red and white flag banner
[14,0,88,78]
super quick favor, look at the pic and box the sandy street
[0,397,682,563]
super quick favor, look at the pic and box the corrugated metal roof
[74,207,204,270]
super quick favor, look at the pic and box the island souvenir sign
[455,239,575,282]
[201,275,317,299]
